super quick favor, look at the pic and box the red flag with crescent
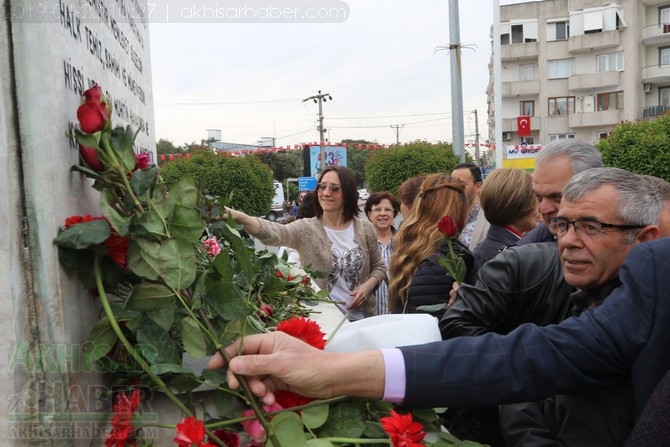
[517,116,531,137]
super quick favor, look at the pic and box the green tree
[156,138,179,155]
[258,150,303,181]
[159,150,275,217]
[597,114,670,181]
[365,140,460,196]
[343,139,376,187]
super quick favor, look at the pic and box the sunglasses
[316,183,342,193]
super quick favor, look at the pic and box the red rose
[79,145,103,172]
[77,100,109,133]
[274,390,315,410]
[83,85,103,102]
[210,429,240,447]
[437,215,460,238]
[257,304,274,321]
[134,152,150,171]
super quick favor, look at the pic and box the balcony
[502,117,540,132]
[501,80,540,97]
[642,65,670,84]
[569,110,623,128]
[642,105,670,118]
[568,30,621,53]
[642,0,668,5]
[501,42,539,61]
[568,71,621,91]
[642,24,670,46]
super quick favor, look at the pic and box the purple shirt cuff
[381,348,406,404]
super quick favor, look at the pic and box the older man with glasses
[440,167,663,445]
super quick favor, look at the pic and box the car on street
[358,188,370,201]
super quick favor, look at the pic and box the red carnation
[274,390,315,410]
[437,215,460,238]
[174,416,216,447]
[380,410,427,447]
[276,317,326,350]
[210,429,240,447]
[134,152,150,171]
[105,388,141,447]
[104,234,130,269]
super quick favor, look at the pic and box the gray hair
[641,175,670,201]
[536,139,603,174]
[563,168,661,243]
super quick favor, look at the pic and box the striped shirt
[374,239,394,315]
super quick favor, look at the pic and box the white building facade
[489,0,670,146]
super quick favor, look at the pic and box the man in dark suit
[210,238,670,428]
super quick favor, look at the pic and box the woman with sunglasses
[224,166,386,321]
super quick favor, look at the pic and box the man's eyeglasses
[317,183,342,193]
[548,217,644,237]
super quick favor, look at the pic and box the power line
[154,99,299,106]
[328,112,449,120]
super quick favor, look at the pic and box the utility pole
[302,90,332,174]
[473,109,481,165]
[390,124,404,145]
[449,0,465,162]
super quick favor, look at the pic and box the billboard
[308,145,347,178]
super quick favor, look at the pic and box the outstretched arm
[208,331,386,405]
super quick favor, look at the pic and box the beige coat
[254,216,387,317]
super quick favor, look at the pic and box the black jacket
[397,240,474,317]
[517,222,555,245]
[472,225,520,272]
[440,242,573,339]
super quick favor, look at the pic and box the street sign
[298,176,318,191]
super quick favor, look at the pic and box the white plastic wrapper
[324,313,442,353]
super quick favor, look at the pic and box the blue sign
[298,176,318,191]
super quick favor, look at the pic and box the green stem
[93,257,191,417]
[317,438,391,445]
[197,308,281,447]
[100,136,144,213]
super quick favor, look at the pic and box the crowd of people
[221,140,670,446]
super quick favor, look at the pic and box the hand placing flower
[437,215,466,284]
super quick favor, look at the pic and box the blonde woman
[388,173,475,316]
[473,168,538,271]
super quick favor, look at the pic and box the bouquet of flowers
[56,86,478,446]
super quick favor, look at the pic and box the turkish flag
[517,116,531,137]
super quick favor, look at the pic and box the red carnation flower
[63,215,129,268]
[134,152,150,171]
[274,390,315,410]
[174,416,216,447]
[210,429,240,447]
[105,388,141,447]
[380,410,427,447]
[276,317,326,350]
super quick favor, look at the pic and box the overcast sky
[149,1,522,148]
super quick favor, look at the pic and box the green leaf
[100,189,131,235]
[53,220,110,249]
[130,166,160,197]
[82,318,117,364]
[305,440,334,447]
[136,316,181,366]
[157,238,197,290]
[268,411,306,447]
[169,206,205,241]
[136,209,170,239]
[127,239,161,281]
[180,316,207,359]
[147,306,176,332]
[149,363,191,375]
[204,276,247,321]
[167,176,199,209]
[315,399,367,438]
[109,125,137,172]
[125,282,176,312]
[301,403,329,429]
[74,128,101,148]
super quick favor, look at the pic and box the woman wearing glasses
[364,192,401,315]
[224,166,386,321]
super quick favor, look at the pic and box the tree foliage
[365,140,460,196]
[596,114,670,181]
[343,139,376,186]
[258,150,303,181]
[159,150,275,217]
[156,138,179,155]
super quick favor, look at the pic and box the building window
[598,131,611,140]
[548,58,575,79]
[502,20,538,44]
[548,97,576,115]
[596,91,624,111]
[660,6,670,26]
[661,47,670,67]
[521,137,535,145]
[520,100,535,116]
[549,134,576,141]
[660,87,670,106]
[547,20,569,41]
[596,52,624,72]
[520,64,535,81]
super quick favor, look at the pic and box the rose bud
[79,145,103,172]
[77,101,109,133]
[257,304,274,320]
[82,85,103,103]
[134,152,150,171]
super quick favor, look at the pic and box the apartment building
[488,0,670,146]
